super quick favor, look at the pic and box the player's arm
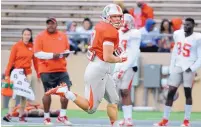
[189,39,201,72]
[169,44,177,73]
[121,33,141,71]
[34,35,61,59]
[103,41,125,63]
[169,33,178,73]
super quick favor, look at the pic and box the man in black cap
[34,17,72,125]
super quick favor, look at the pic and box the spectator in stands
[139,18,159,52]
[129,0,154,29]
[3,28,38,122]
[67,21,77,32]
[113,0,129,14]
[66,21,80,54]
[76,18,93,52]
[171,18,183,31]
[158,19,173,52]
[34,17,72,125]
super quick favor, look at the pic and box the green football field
[1,108,201,121]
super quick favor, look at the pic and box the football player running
[154,18,201,127]
[45,4,127,127]
[113,14,141,126]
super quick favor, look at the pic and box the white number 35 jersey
[170,29,201,73]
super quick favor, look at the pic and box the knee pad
[184,87,192,99]
[167,86,177,100]
[120,89,130,98]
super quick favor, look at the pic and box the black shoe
[3,114,11,122]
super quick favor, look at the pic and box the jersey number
[121,40,127,50]
[177,42,191,57]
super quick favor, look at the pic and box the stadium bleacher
[1,0,201,49]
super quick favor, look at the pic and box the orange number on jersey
[121,40,127,50]
[177,42,191,57]
[183,43,191,57]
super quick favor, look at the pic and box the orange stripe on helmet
[116,5,121,13]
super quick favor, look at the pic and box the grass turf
[1,108,201,121]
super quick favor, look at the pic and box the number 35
[177,42,191,57]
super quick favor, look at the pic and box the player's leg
[56,72,72,125]
[181,71,195,127]
[45,61,107,114]
[104,74,120,126]
[119,68,134,126]
[68,63,107,113]
[40,73,53,125]
[57,83,104,114]
[46,83,90,111]
[154,67,182,126]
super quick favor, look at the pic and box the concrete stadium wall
[1,50,201,112]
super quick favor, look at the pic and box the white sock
[122,105,132,119]
[65,91,76,101]
[60,109,66,117]
[163,106,171,120]
[184,105,192,120]
[44,112,50,119]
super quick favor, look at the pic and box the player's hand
[53,53,60,59]
[185,68,192,72]
[117,70,124,79]
[194,73,200,82]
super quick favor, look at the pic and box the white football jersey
[114,29,141,72]
[170,29,201,73]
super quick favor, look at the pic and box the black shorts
[40,72,72,92]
